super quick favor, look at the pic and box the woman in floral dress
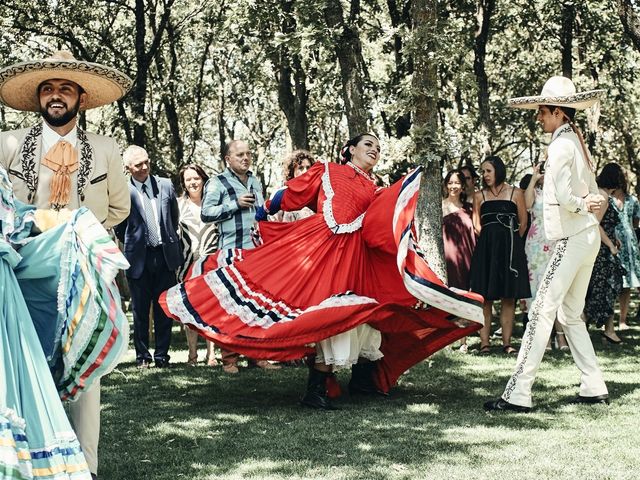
[599,163,640,331]
[584,181,624,344]
[523,163,568,350]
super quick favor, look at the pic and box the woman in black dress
[470,156,531,354]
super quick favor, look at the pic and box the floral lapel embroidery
[76,128,94,202]
[18,124,94,206]
[18,123,42,202]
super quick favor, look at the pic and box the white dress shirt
[132,176,163,245]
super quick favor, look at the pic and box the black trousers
[128,246,177,363]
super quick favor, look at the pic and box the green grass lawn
[100,317,640,480]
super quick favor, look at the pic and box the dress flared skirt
[162,166,484,391]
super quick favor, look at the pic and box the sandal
[187,354,198,366]
[478,344,491,355]
[502,345,517,355]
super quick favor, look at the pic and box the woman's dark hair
[339,132,378,164]
[443,169,467,204]
[460,164,479,179]
[179,163,210,198]
[519,173,533,190]
[597,162,627,193]
[284,149,315,181]
[480,155,507,187]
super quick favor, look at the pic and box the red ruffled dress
[160,161,483,391]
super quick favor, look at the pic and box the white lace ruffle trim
[321,161,365,234]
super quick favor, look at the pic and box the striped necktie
[141,183,160,246]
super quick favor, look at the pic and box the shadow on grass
[99,326,640,479]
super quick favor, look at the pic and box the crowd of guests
[137,145,640,368]
[128,146,640,368]
[0,47,631,478]
[442,159,640,355]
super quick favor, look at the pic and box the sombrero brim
[508,89,604,110]
[0,59,132,111]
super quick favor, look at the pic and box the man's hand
[585,193,605,213]
[238,193,256,209]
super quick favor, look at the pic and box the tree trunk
[132,0,149,147]
[474,0,494,138]
[188,11,217,162]
[274,0,309,149]
[617,0,640,52]
[411,0,447,281]
[324,0,368,137]
[157,22,184,169]
[560,0,575,78]
[386,0,413,138]
[131,0,174,148]
[217,89,227,168]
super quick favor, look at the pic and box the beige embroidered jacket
[0,124,130,228]
[543,124,599,241]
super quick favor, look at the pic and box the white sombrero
[508,75,604,110]
[0,50,132,112]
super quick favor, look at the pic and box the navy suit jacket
[115,175,183,279]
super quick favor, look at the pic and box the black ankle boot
[348,361,387,396]
[300,368,338,410]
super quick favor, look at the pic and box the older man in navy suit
[115,145,182,368]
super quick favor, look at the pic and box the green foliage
[0,0,639,189]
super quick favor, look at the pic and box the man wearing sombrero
[484,76,610,412]
[0,50,132,478]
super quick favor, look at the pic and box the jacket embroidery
[90,173,107,184]
[7,169,25,181]
[76,128,94,202]
[17,124,94,207]
[18,123,42,202]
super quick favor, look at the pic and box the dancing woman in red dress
[160,134,484,409]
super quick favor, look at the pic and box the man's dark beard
[39,99,80,127]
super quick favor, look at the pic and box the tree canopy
[1,0,640,193]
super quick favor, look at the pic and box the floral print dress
[612,194,640,288]
[584,197,625,327]
[524,188,554,309]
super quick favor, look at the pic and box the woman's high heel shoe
[554,332,570,351]
[601,332,623,345]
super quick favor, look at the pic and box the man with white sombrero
[484,76,610,413]
[0,50,132,479]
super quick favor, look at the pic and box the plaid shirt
[201,168,264,250]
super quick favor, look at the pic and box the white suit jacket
[0,123,130,228]
[543,124,599,241]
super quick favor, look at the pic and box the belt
[481,212,520,277]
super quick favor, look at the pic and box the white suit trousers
[69,380,101,475]
[502,225,608,407]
